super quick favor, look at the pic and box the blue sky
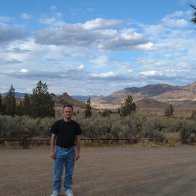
[0,0,196,95]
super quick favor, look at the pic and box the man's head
[63,104,73,121]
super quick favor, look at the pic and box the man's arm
[50,134,56,159]
[75,135,81,161]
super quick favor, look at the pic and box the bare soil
[0,146,196,196]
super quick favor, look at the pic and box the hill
[153,82,196,102]
[72,95,99,101]
[50,93,86,109]
[2,92,31,98]
[136,98,167,108]
[92,81,196,109]
[2,91,86,109]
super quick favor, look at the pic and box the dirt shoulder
[0,146,196,196]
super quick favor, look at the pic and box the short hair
[63,104,73,110]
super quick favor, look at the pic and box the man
[50,104,81,196]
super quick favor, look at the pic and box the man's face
[63,107,73,119]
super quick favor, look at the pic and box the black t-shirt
[50,119,82,148]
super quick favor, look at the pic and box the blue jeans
[53,146,75,193]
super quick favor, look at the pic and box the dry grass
[138,107,194,117]
[0,146,196,196]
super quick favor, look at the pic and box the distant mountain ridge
[50,93,86,108]
[124,84,182,97]
[1,92,31,98]
[72,95,99,101]
[92,81,196,109]
[1,92,86,109]
[1,81,195,109]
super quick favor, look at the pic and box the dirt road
[0,146,195,196]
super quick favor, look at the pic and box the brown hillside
[50,93,86,108]
[93,81,196,108]
[153,89,196,102]
[136,98,167,108]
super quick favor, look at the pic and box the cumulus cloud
[0,24,27,43]
[90,55,109,66]
[21,13,32,20]
[0,9,195,95]
[20,68,28,73]
[90,71,116,78]
[82,18,124,30]
[136,42,155,51]
[139,70,162,77]
[77,64,85,70]
[35,18,151,51]
[161,16,189,28]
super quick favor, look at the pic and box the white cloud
[77,64,85,70]
[82,18,124,30]
[39,17,65,27]
[162,17,188,28]
[20,68,28,73]
[161,11,190,28]
[140,71,161,77]
[0,8,195,95]
[90,55,109,66]
[21,13,32,20]
[136,42,155,51]
[91,71,116,78]
[35,18,151,51]
[0,23,27,43]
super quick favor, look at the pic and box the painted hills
[50,92,86,108]
[2,81,195,110]
[91,81,196,109]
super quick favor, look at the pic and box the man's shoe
[51,190,59,196]
[65,189,74,196]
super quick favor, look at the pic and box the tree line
[0,80,138,119]
[0,81,55,118]
[0,80,175,119]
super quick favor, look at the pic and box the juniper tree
[0,94,6,115]
[31,80,55,118]
[0,94,2,114]
[190,3,196,24]
[85,97,92,118]
[23,94,31,116]
[120,95,136,116]
[4,85,16,116]
[16,101,23,116]
[164,104,174,117]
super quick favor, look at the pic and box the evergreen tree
[100,109,112,117]
[16,101,23,116]
[0,94,6,115]
[120,95,136,116]
[190,110,196,120]
[190,4,196,24]
[4,85,16,116]
[23,94,31,115]
[85,97,92,118]
[164,104,174,117]
[31,80,55,118]
[0,94,2,114]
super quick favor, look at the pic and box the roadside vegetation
[0,81,195,145]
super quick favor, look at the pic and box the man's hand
[50,151,56,159]
[50,134,56,159]
[75,151,80,161]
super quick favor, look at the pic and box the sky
[0,0,196,96]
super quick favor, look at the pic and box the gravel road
[0,146,196,196]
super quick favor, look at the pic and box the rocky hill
[153,82,196,102]
[50,93,86,109]
[135,98,167,108]
[92,81,196,109]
